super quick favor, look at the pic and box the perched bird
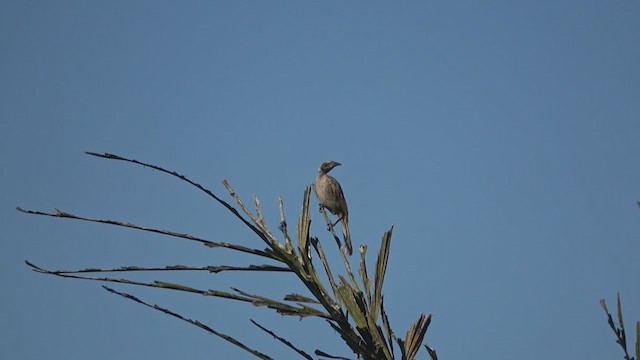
[315,161,352,256]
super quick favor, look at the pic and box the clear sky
[1,1,639,359]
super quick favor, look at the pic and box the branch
[103,286,273,360]
[26,260,255,303]
[314,349,352,360]
[16,207,276,260]
[84,152,271,245]
[250,319,313,360]
[26,263,291,275]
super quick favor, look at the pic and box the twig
[250,319,314,360]
[103,286,273,360]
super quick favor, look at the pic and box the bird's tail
[341,217,352,256]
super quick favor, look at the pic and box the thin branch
[103,286,273,360]
[250,319,314,360]
[314,349,352,360]
[26,260,255,303]
[16,207,275,260]
[279,197,294,252]
[30,263,291,275]
[84,152,271,245]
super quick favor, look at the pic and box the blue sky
[2,1,639,359]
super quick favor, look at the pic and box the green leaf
[372,226,393,321]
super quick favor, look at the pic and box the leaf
[402,314,432,360]
[372,226,393,321]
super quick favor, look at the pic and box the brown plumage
[315,161,352,256]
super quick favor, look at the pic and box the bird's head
[319,161,341,174]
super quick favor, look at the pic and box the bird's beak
[333,162,342,167]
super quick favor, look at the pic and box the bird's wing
[329,176,348,215]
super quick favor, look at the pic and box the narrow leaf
[359,245,372,306]
[372,226,393,321]
[284,293,320,304]
[402,314,432,360]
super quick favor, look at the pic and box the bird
[315,161,352,256]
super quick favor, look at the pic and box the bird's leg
[326,217,340,231]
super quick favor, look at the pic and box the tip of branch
[599,299,607,310]
[85,152,117,159]
[24,260,46,273]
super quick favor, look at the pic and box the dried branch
[250,319,314,360]
[25,263,291,275]
[85,152,271,245]
[314,349,352,360]
[26,260,255,302]
[16,207,275,260]
[103,286,273,360]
